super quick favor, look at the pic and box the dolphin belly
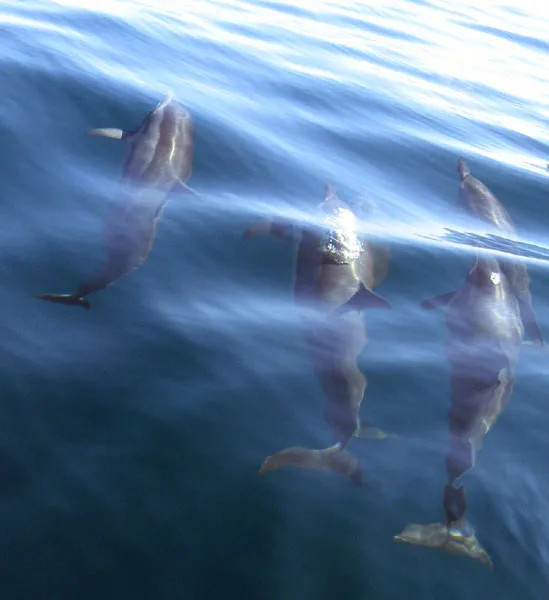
[306,306,368,447]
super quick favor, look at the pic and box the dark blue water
[1,0,548,597]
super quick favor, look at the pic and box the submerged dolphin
[450,158,543,345]
[246,184,392,484]
[395,256,525,569]
[36,94,196,309]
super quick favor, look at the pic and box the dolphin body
[246,185,392,484]
[439,158,543,346]
[395,256,525,568]
[36,94,196,309]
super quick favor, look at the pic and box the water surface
[1,0,548,598]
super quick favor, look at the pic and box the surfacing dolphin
[246,184,392,485]
[36,94,196,309]
[395,255,525,569]
[448,157,543,346]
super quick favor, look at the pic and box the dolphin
[36,94,197,309]
[246,184,392,484]
[395,256,525,569]
[447,158,543,345]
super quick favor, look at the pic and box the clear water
[1,0,548,597]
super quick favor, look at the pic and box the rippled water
[1,0,548,597]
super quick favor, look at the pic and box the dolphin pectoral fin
[87,128,128,140]
[421,291,456,310]
[34,293,90,310]
[335,283,391,316]
[517,298,544,346]
[521,341,549,354]
[394,521,492,568]
[175,180,201,199]
[258,444,363,485]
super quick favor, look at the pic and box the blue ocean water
[1,0,548,597]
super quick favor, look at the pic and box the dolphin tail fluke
[351,187,377,219]
[34,293,90,310]
[421,291,456,310]
[335,282,391,316]
[394,520,492,569]
[457,157,471,181]
[257,443,363,485]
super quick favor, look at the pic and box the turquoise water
[1,0,548,597]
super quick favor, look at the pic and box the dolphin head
[157,92,175,110]
[467,256,507,291]
[132,93,177,137]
